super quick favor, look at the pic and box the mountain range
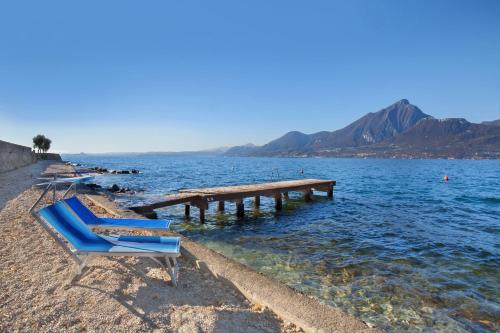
[226,99,500,159]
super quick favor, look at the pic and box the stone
[109,184,120,192]
[86,183,102,190]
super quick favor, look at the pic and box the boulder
[109,184,120,192]
[86,183,102,190]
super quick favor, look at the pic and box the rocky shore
[0,161,378,333]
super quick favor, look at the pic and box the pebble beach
[0,162,302,332]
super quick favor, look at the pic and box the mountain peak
[337,99,431,145]
[282,131,307,137]
[226,99,499,159]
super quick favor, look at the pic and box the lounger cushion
[63,196,171,229]
[63,196,99,224]
[97,218,170,229]
[38,202,112,252]
[37,202,180,255]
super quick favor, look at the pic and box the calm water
[63,154,499,332]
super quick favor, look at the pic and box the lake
[63,154,499,332]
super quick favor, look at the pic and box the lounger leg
[75,255,90,276]
[150,257,178,287]
[171,257,179,284]
[165,256,177,287]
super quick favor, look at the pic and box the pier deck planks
[130,178,335,221]
[180,178,334,200]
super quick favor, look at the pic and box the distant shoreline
[62,152,500,160]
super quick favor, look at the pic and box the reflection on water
[64,155,500,332]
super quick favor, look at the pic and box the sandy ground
[0,163,301,332]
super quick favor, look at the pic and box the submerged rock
[107,169,140,175]
[91,167,108,173]
[107,184,140,195]
[86,183,102,190]
[109,184,120,192]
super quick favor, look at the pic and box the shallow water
[63,154,500,332]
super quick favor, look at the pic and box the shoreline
[85,192,378,333]
[63,155,500,331]
[0,161,378,332]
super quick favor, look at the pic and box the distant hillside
[226,99,500,159]
[223,143,258,156]
[482,119,500,126]
[332,118,500,159]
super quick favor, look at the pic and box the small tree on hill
[41,137,51,154]
[32,134,52,157]
[32,134,46,153]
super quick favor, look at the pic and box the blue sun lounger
[30,185,181,286]
[63,196,171,231]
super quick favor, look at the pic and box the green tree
[41,137,51,153]
[32,134,46,153]
[32,135,52,157]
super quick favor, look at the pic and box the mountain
[341,118,500,159]
[237,99,431,156]
[222,143,257,156]
[252,131,313,156]
[227,99,431,156]
[482,119,500,126]
[226,99,500,159]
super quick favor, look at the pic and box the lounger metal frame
[29,182,180,286]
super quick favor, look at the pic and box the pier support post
[143,209,158,219]
[185,204,190,217]
[254,195,260,208]
[283,192,289,199]
[218,201,225,211]
[236,200,245,218]
[199,208,205,223]
[304,189,313,202]
[275,194,283,210]
[327,184,334,198]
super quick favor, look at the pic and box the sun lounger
[30,189,181,286]
[63,196,171,231]
[34,177,170,231]
[32,175,94,188]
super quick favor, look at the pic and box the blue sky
[0,0,499,153]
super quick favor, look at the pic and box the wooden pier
[130,178,335,222]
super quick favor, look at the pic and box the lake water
[63,154,499,332]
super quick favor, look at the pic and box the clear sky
[1,0,499,153]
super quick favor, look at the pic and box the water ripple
[64,155,500,332]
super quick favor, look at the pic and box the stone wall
[36,153,62,161]
[0,140,37,173]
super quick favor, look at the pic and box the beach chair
[34,181,171,231]
[63,196,171,231]
[29,184,181,286]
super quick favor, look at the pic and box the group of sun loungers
[29,182,181,286]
